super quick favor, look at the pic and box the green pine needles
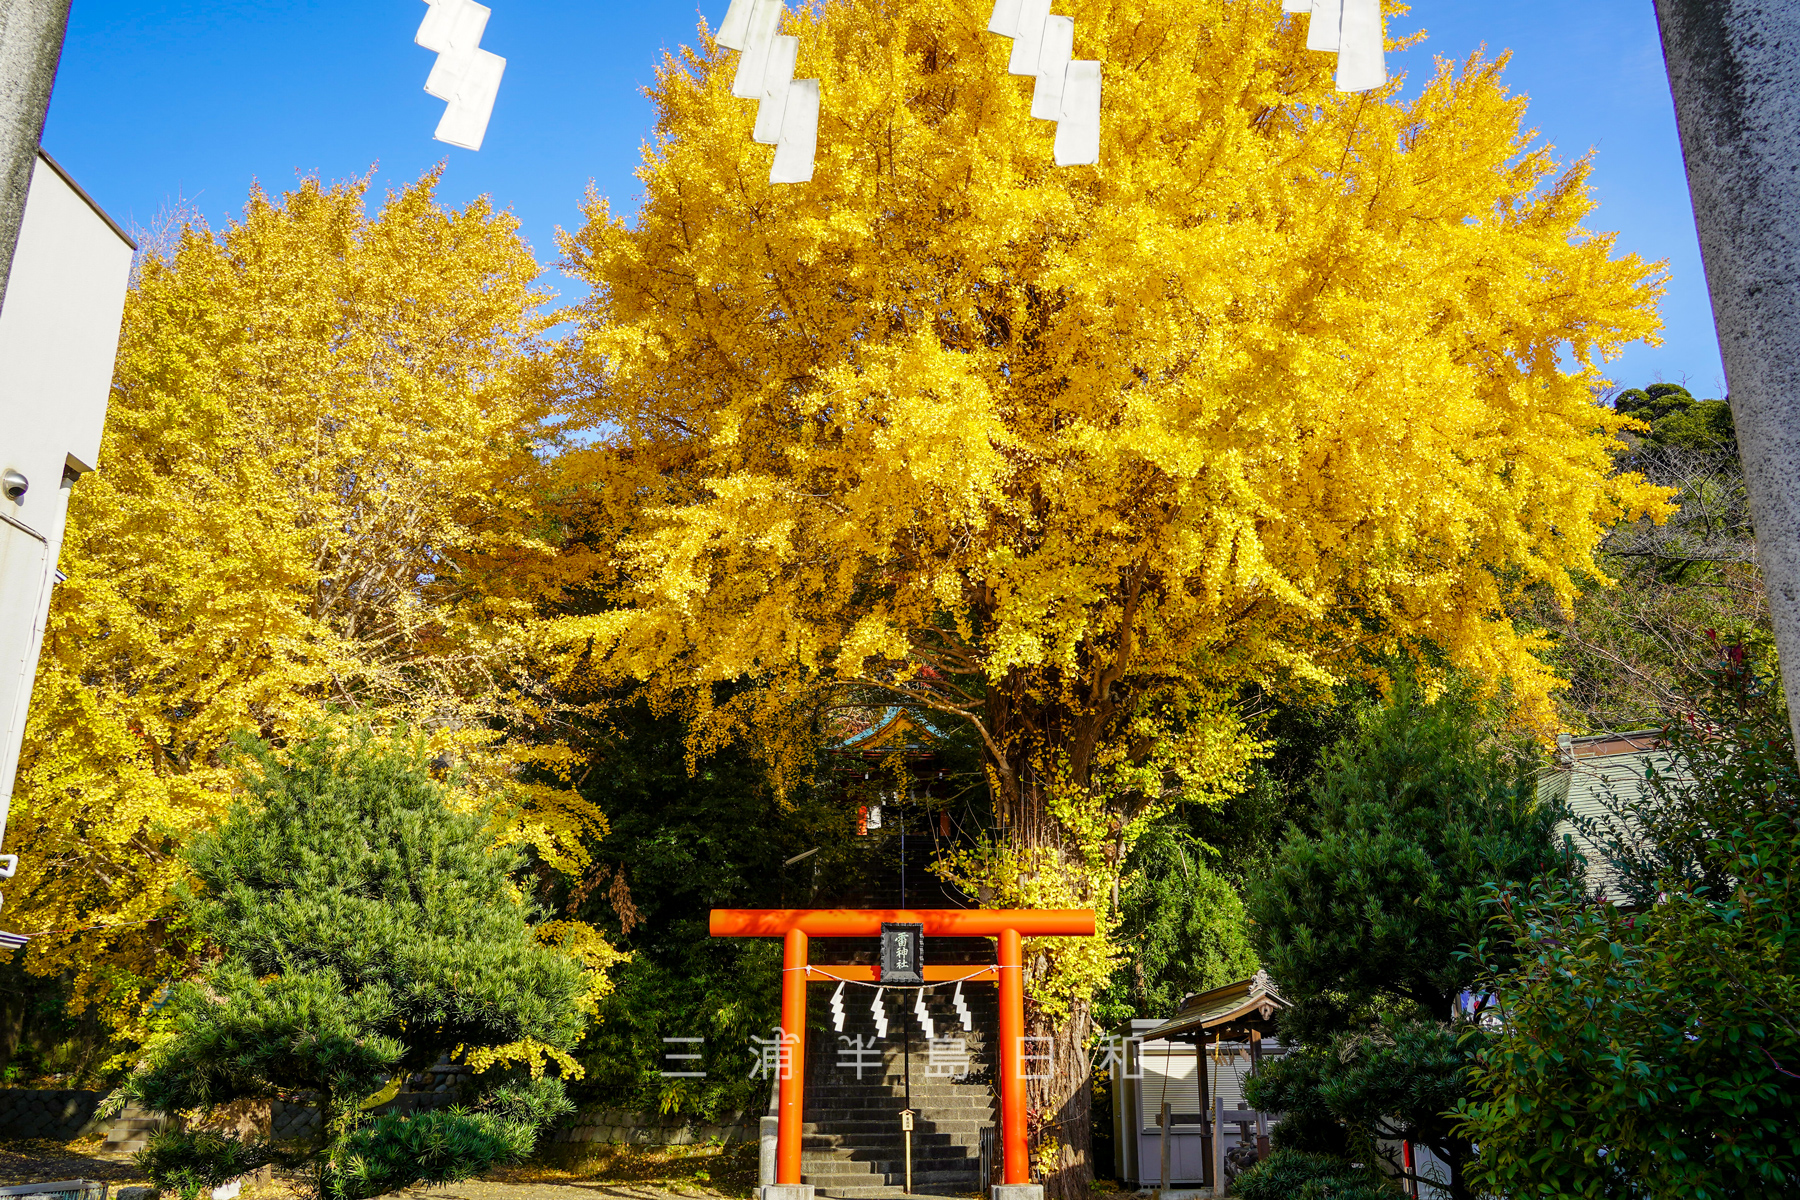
[1243,675,1567,1200]
[128,729,586,1198]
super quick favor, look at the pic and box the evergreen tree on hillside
[128,731,590,1200]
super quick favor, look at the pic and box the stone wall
[0,1089,103,1141]
[269,1060,474,1143]
[550,1108,758,1146]
[0,1080,752,1150]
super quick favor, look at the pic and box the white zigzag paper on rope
[914,990,936,1041]
[986,0,1100,166]
[872,988,889,1040]
[416,0,506,150]
[717,0,821,184]
[1292,0,1387,93]
[952,981,973,1032]
[830,981,847,1032]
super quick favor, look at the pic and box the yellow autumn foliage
[551,0,1668,1182]
[8,171,613,1031]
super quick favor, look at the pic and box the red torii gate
[711,908,1096,1199]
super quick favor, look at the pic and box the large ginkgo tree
[552,1,1667,1190]
[11,171,614,1045]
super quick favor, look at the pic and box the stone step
[807,1088,991,1099]
[808,1078,993,1089]
[805,1133,982,1150]
[806,1115,993,1122]
[803,1164,980,1182]
[804,1145,980,1162]
[805,1159,978,1175]
[813,1188,976,1199]
[805,1089,992,1101]
[803,1119,989,1135]
[803,1172,979,1190]
[804,1101,992,1114]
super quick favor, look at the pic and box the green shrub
[320,1108,536,1200]
[1232,1150,1394,1200]
[125,731,591,1197]
[477,1075,576,1131]
[135,1128,273,1200]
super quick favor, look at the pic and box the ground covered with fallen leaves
[0,1138,762,1199]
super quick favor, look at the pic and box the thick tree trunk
[984,675,1111,1200]
[1025,995,1093,1200]
[0,0,72,317]
[1652,0,1800,757]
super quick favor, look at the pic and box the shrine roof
[1141,970,1288,1042]
[831,706,953,753]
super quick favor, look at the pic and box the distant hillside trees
[1530,382,1769,731]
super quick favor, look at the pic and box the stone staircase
[99,1101,170,1153]
[801,984,998,1198]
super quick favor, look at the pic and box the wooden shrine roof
[1142,970,1288,1042]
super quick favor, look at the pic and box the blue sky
[42,0,1724,394]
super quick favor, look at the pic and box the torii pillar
[712,908,1096,1200]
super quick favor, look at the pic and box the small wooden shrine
[1113,971,1290,1190]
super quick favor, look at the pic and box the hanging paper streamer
[831,981,847,1033]
[872,988,889,1039]
[914,989,936,1041]
[986,0,1100,166]
[1294,0,1387,92]
[716,0,821,183]
[1055,60,1102,167]
[1305,0,1343,52]
[1333,0,1387,92]
[1031,16,1074,120]
[416,0,506,150]
[952,980,973,1032]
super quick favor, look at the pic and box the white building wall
[0,152,133,847]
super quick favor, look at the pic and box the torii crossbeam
[711,908,1096,1200]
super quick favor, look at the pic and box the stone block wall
[0,1089,104,1141]
[551,1107,758,1146]
[269,1061,473,1143]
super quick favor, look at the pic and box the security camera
[2,470,26,503]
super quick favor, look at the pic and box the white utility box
[0,150,134,854]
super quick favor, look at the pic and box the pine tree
[129,730,588,1199]
[1244,677,1565,1200]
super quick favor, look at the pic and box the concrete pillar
[1653,0,1800,751]
[0,0,72,317]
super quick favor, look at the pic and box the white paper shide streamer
[914,990,936,1040]
[717,0,820,184]
[416,0,507,150]
[1294,0,1387,92]
[986,0,1100,166]
[830,981,847,1032]
[871,988,889,1039]
[952,980,973,1032]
